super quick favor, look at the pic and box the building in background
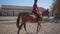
[0,6,2,16]
[0,5,46,16]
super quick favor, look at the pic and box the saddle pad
[29,15,36,18]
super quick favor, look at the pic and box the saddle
[29,14,40,22]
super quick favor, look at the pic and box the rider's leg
[32,11,40,21]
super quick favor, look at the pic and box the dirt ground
[0,16,60,34]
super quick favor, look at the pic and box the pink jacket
[33,3,40,16]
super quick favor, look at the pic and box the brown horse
[16,10,49,34]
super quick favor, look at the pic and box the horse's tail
[16,13,21,28]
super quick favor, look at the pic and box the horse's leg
[17,23,24,34]
[16,13,21,28]
[36,15,42,33]
[38,23,41,32]
[36,22,41,33]
[23,23,27,32]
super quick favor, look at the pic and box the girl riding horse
[33,0,42,21]
[16,0,49,34]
